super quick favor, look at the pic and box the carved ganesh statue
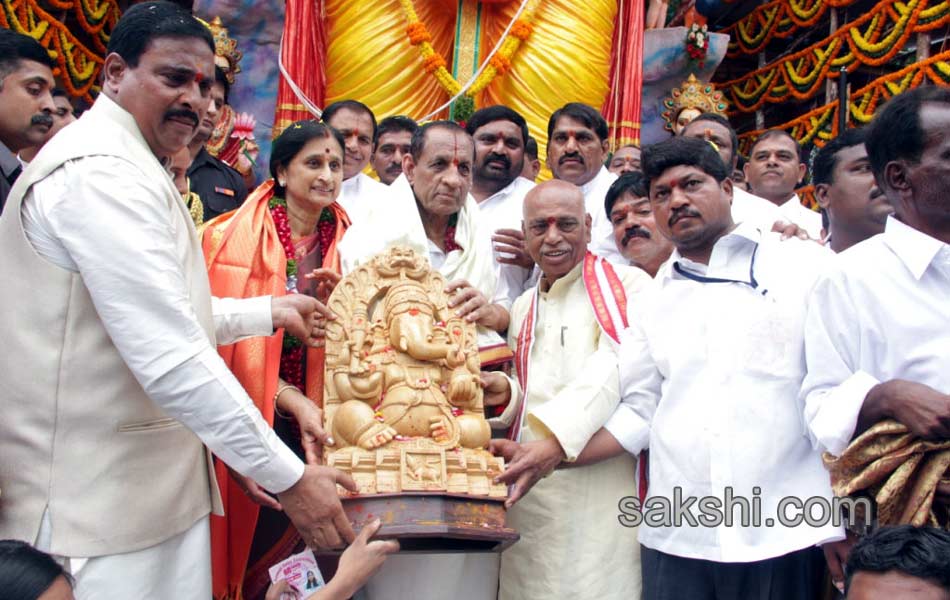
[323,246,506,498]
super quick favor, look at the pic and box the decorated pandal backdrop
[3,0,949,186]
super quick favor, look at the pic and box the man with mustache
[324,99,388,224]
[19,89,77,165]
[813,127,892,252]
[0,29,55,213]
[0,3,357,596]
[546,102,624,263]
[339,120,509,600]
[186,63,248,222]
[801,87,950,592]
[745,129,823,238]
[466,105,537,307]
[370,115,416,185]
[486,180,650,600]
[605,171,673,277]
[503,137,842,600]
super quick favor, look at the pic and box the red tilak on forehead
[547,217,557,226]
[452,136,461,167]
[194,72,205,83]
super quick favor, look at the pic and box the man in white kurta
[340,121,508,600]
[0,7,355,597]
[490,180,651,599]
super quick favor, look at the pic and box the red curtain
[273,0,327,136]
[602,0,645,149]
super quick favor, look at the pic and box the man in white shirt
[801,86,950,590]
[465,105,537,307]
[604,171,673,277]
[0,28,55,213]
[0,4,356,596]
[323,99,388,223]
[369,114,416,185]
[546,102,623,262]
[745,129,823,238]
[812,127,892,253]
[681,113,783,231]
[568,137,842,599]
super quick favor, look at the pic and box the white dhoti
[37,513,211,600]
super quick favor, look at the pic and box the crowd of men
[0,3,948,600]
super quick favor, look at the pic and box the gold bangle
[274,383,299,419]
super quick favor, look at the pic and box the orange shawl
[202,179,350,600]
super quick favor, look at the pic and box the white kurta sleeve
[33,158,304,493]
[603,317,661,456]
[528,333,620,461]
[800,274,878,456]
[212,295,274,346]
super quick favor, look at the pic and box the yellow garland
[398,0,542,100]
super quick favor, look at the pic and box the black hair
[641,136,730,191]
[811,127,868,186]
[213,65,230,104]
[604,171,648,218]
[0,28,55,85]
[749,129,803,163]
[845,525,950,593]
[683,113,738,164]
[465,105,529,146]
[51,88,68,99]
[525,136,538,160]
[322,99,377,140]
[0,540,73,599]
[269,120,346,197]
[373,115,417,149]
[409,120,472,161]
[866,85,950,181]
[546,102,609,143]
[106,1,213,69]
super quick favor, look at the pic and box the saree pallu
[824,419,950,528]
[202,179,350,600]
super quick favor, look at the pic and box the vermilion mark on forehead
[547,217,557,226]
[194,72,204,83]
[452,136,460,166]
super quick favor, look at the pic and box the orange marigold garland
[398,0,542,120]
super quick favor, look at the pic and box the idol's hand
[277,465,358,550]
[271,294,336,347]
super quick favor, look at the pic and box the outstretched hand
[271,294,337,347]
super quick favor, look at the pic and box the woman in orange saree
[202,121,351,600]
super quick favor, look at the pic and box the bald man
[486,180,650,600]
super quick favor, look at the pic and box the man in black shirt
[186,65,247,221]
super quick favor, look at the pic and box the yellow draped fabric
[324,0,617,181]
[325,0,456,119]
[480,0,617,180]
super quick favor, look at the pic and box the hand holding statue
[490,436,566,507]
[271,294,337,347]
[277,465,359,550]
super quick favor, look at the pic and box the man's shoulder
[609,262,654,293]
